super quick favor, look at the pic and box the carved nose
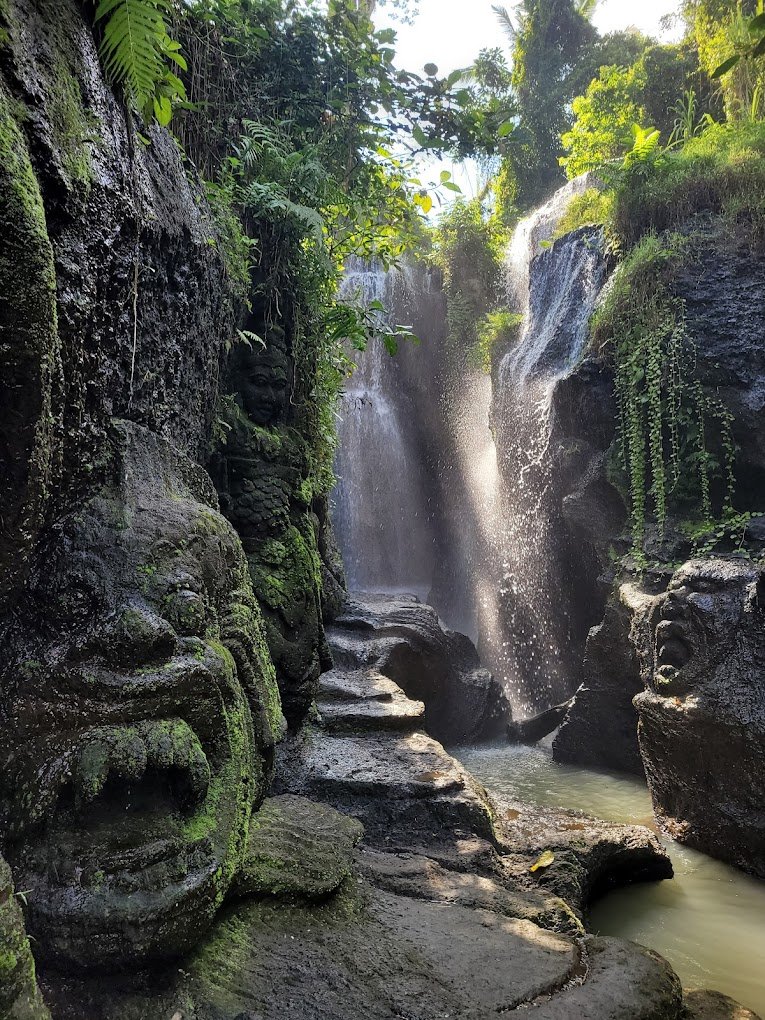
[105,605,178,667]
[663,587,688,618]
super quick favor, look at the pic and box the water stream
[456,743,765,1016]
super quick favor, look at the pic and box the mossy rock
[232,795,363,903]
[0,858,50,1020]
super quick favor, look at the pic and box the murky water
[455,743,765,1016]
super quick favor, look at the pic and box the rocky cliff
[549,215,765,879]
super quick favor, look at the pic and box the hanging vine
[593,232,737,560]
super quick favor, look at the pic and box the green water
[455,742,765,1016]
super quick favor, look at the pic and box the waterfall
[332,260,446,599]
[331,178,609,716]
[491,185,609,712]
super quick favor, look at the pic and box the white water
[480,179,608,712]
[331,179,609,715]
[456,743,765,1017]
[332,261,443,599]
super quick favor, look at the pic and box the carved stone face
[651,559,758,695]
[0,424,282,969]
[232,333,290,426]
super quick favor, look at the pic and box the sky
[381,0,683,78]
[376,0,684,197]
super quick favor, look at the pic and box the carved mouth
[655,619,692,681]
[11,718,218,887]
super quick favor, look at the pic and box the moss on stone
[0,858,50,1019]
[0,76,59,609]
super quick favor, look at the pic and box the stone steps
[316,667,425,734]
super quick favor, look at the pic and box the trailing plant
[592,233,736,559]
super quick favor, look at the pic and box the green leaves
[529,850,555,873]
[711,9,765,78]
[94,0,186,124]
[712,55,740,79]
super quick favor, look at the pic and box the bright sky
[376,0,684,198]
[382,0,683,77]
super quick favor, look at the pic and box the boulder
[328,592,510,743]
[493,796,673,919]
[554,583,650,775]
[232,795,363,902]
[683,989,762,1020]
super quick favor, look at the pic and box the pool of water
[454,742,765,1016]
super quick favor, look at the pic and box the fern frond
[95,0,172,115]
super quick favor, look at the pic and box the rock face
[631,558,765,878]
[554,583,649,775]
[0,422,284,970]
[0,0,237,529]
[0,0,336,980]
[327,592,511,743]
[0,856,50,1020]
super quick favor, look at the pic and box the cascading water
[490,181,609,712]
[332,260,446,599]
[331,177,610,716]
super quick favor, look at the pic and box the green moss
[0,77,59,596]
[0,859,49,1018]
[553,187,614,239]
[48,65,94,196]
[469,310,523,374]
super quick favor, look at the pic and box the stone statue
[633,558,765,876]
[646,558,758,697]
[216,332,331,726]
[0,421,284,969]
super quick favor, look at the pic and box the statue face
[651,559,758,695]
[234,340,290,427]
[0,425,281,969]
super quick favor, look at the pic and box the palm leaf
[576,0,599,21]
[492,4,517,44]
[95,0,171,114]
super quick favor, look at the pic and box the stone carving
[0,421,284,969]
[216,334,331,726]
[633,558,765,876]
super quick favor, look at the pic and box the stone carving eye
[164,588,207,636]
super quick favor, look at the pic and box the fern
[94,0,186,123]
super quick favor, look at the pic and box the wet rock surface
[493,797,673,920]
[630,559,765,878]
[327,592,511,743]
[683,989,762,1020]
[554,583,649,775]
